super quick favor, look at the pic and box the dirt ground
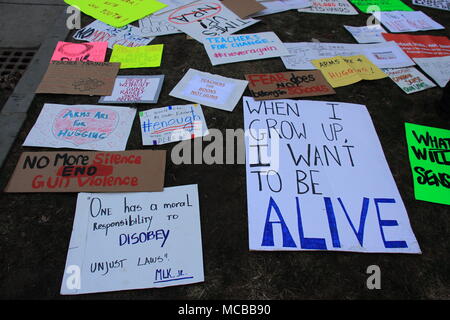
[0,3,449,299]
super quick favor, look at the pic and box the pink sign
[50,41,108,62]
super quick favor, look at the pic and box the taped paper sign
[298,0,358,15]
[376,11,445,32]
[222,0,266,18]
[51,41,107,62]
[251,0,312,17]
[344,25,387,43]
[36,61,120,96]
[73,20,154,49]
[99,75,165,104]
[23,104,136,151]
[4,150,166,193]
[382,34,450,58]
[382,67,436,93]
[60,184,204,295]
[312,55,387,87]
[414,56,450,88]
[349,0,413,12]
[405,123,450,205]
[139,104,209,145]
[110,44,164,69]
[169,69,248,111]
[138,15,181,37]
[159,1,260,42]
[204,32,290,66]
[281,41,414,70]
[243,96,421,253]
[412,0,449,11]
[245,70,335,100]
[64,0,167,28]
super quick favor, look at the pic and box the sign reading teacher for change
[405,123,450,206]
[4,150,166,193]
[61,184,204,295]
[243,97,421,253]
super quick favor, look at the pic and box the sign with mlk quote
[243,97,421,253]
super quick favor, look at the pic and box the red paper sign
[382,33,450,58]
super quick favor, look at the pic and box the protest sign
[382,67,436,93]
[51,41,107,62]
[414,56,450,88]
[382,34,450,58]
[243,96,421,253]
[23,104,136,151]
[99,75,164,104]
[4,150,166,193]
[312,55,387,87]
[36,61,120,96]
[73,20,154,49]
[60,184,204,295]
[344,25,387,43]
[139,104,209,145]
[138,15,181,37]
[281,41,414,70]
[169,69,248,111]
[349,0,413,12]
[405,123,450,205]
[412,0,449,11]
[110,44,164,69]
[222,0,266,18]
[245,70,335,100]
[298,0,358,15]
[64,0,167,28]
[204,32,290,66]
[251,0,311,17]
[376,11,445,32]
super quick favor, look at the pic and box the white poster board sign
[251,0,311,17]
[412,0,449,11]
[414,56,450,88]
[382,67,436,93]
[344,25,387,43]
[298,0,358,15]
[377,11,445,32]
[138,14,181,37]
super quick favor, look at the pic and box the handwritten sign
[23,104,136,151]
[204,32,290,66]
[251,0,312,17]
[376,11,445,32]
[99,75,164,104]
[412,0,450,11]
[245,70,335,100]
[73,20,154,49]
[414,56,450,88]
[60,184,204,295]
[138,15,181,37]
[298,0,358,15]
[5,150,166,193]
[64,0,167,28]
[311,55,387,87]
[51,41,107,62]
[243,96,421,253]
[36,61,120,96]
[110,44,164,69]
[169,68,248,111]
[344,25,387,43]
[139,104,209,145]
[160,1,260,42]
[382,34,450,58]
[405,123,450,205]
[382,67,436,93]
[349,0,413,12]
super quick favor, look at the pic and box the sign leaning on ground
[243,97,421,253]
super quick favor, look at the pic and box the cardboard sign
[73,20,154,49]
[36,61,120,96]
[60,184,204,295]
[382,34,450,58]
[405,123,450,206]
[344,25,387,43]
[311,55,387,87]
[281,41,414,70]
[298,0,358,15]
[23,104,136,151]
[5,150,166,193]
[245,70,335,100]
[160,1,260,42]
[251,0,312,17]
[376,11,445,33]
[222,0,266,18]
[414,56,450,88]
[243,96,421,253]
[139,104,209,145]
[412,0,450,11]
[64,0,167,28]
[382,67,436,93]
[204,32,290,66]
[349,0,413,12]
[110,44,164,69]
[138,15,181,37]
[99,75,165,104]
[51,41,107,62]
[169,68,248,111]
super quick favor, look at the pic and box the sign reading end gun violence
[5,150,166,193]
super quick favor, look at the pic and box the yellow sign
[110,45,164,69]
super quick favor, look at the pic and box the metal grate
[0,48,36,77]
